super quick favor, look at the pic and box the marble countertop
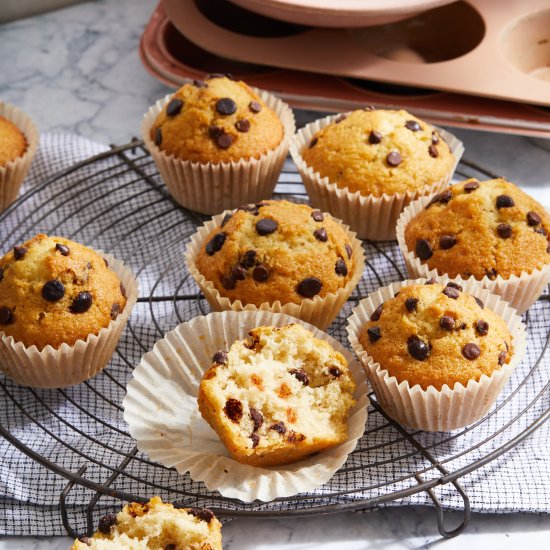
[0,0,549,548]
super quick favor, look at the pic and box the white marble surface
[0,0,549,548]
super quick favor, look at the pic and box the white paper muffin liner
[123,310,369,502]
[0,102,39,213]
[289,113,464,241]
[142,88,295,215]
[184,209,365,330]
[396,193,550,313]
[0,253,138,388]
[346,277,526,432]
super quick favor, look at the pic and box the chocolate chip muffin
[150,75,284,163]
[198,324,356,467]
[71,496,222,549]
[194,200,356,307]
[0,234,127,350]
[0,115,27,166]
[358,281,513,391]
[300,108,456,197]
[404,178,550,281]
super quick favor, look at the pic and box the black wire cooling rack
[0,141,548,540]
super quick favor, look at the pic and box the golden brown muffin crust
[0,234,127,350]
[301,108,455,196]
[404,178,550,280]
[359,282,513,391]
[195,200,355,306]
[151,75,284,163]
[0,115,27,166]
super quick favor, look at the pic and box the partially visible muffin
[150,75,284,164]
[198,324,356,467]
[194,200,355,306]
[0,234,127,350]
[0,115,27,166]
[301,108,456,197]
[404,178,550,281]
[71,496,222,549]
[358,281,513,391]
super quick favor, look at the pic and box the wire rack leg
[59,465,88,539]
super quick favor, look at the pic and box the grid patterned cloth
[0,133,548,536]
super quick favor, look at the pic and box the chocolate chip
[446,282,463,291]
[439,316,455,330]
[335,258,348,276]
[165,545,176,550]
[154,127,162,146]
[367,327,381,342]
[405,297,418,312]
[462,343,480,360]
[110,302,121,320]
[335,114,347,123]
[249,407,263,431]
[70,291,93,314]
[535,227,548,236]
[13,246,27,260]
[345,243,352,259]
[463,180,479,192]
[428,145,439,158]
[252,265,269,282]
[256,218,278,235]
[329,366,342,377]
[314,228,328,242]
[442,286,460,299]
[311,210,324,222]
[193,79,208,88]
[221,274,236,290]
[297,277,322,298]
[216,97,237,115]
[216,133,234,149]
[0,306,13,324]
[120,282,127,298]
[212,351,228,365]
[527,211,542,226]
[368,130,382,144]
[496,195,515,209]
[55,243,70,256]
[221,213,233,227]
[42,280,65,302]
[290,369,309,386]
[98,513,117,534]
[166,98,183,117]
[475,319,489,335]
[438,189,452,204]
[208,125,223,139]
[270,421,287,435]
[405,120,421,132]
[250,433,260,448]
[431,131,440,144]
[424,278,436,285]
[205,232,226,255]
[249,101,262,113]
[231,265,246,280]
[0,267,3,283]
[189,508,214,523]
[235,119,250,132]
[241,250,257,268]
[495,223,512,239]
[77,536,91,546]
[475,297,484,309]
[407,335,430,360]
[287,431,305,444]
[224,398,243,422]
[309,137,318,148]
[415,239,433,260]
[498,350,507,365]
[386,151,402,166]
[370,303,383,321]
[440,235,457,249]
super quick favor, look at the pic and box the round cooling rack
[0,141,548,539]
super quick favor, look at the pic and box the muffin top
[0,234,127,350]
[404,178,550,280]
[301,108,455,196]
[150,75,284,163]
[0,115,27,167]
[195,200,355,306]
[359,282,513,391]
